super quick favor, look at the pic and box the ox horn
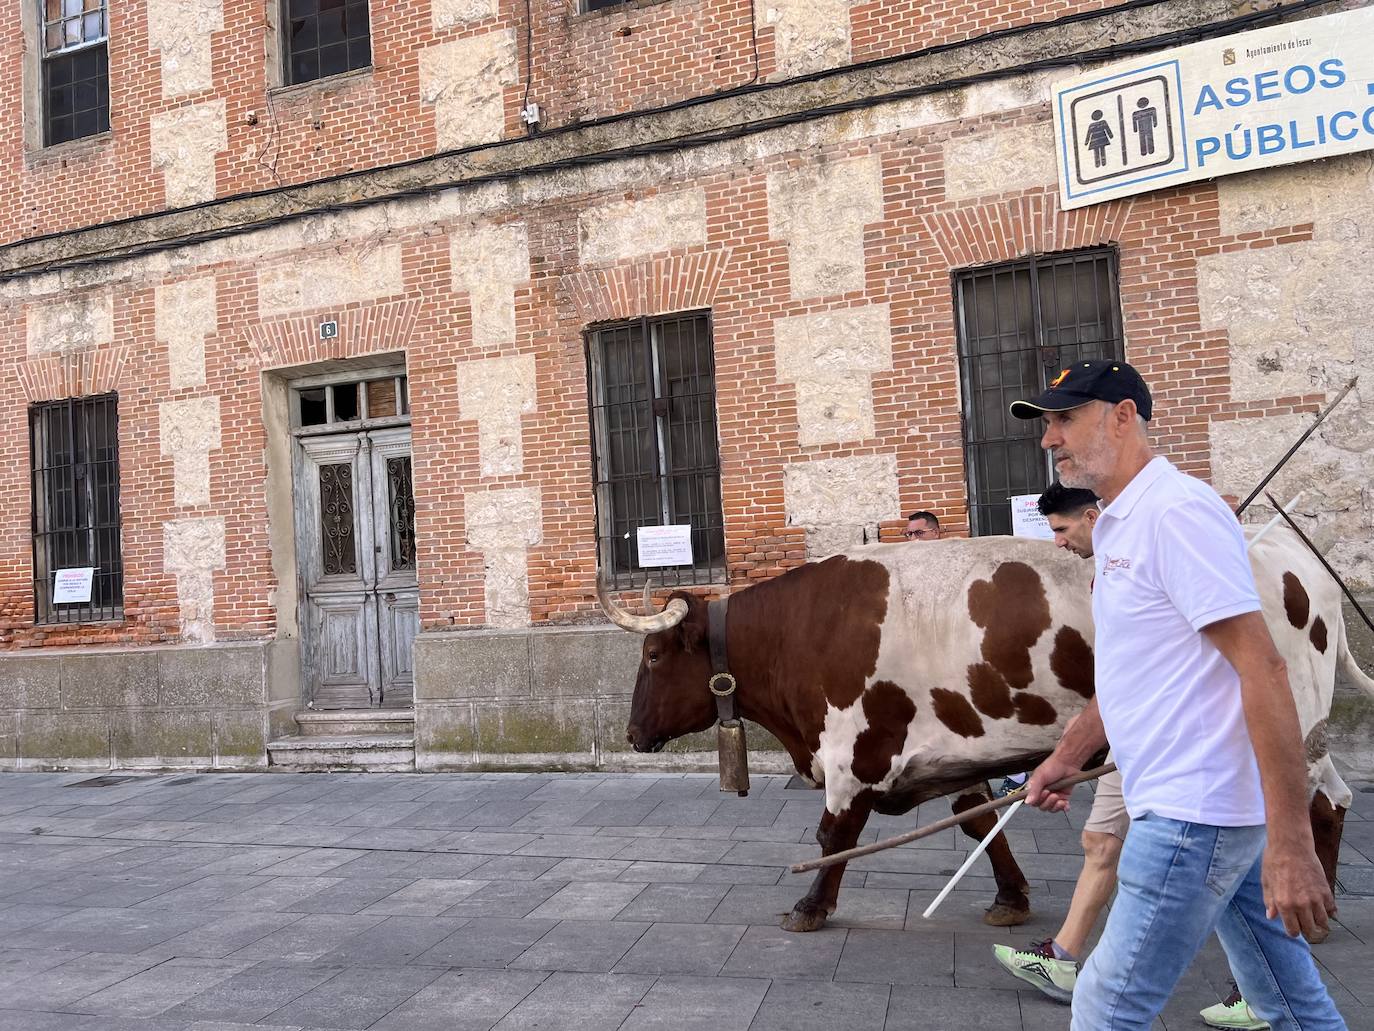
[596,577,689,634]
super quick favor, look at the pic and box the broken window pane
[331,383,359,422]
[42,0,107,53]
[298,388,327,426]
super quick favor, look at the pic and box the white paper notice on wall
[1052,6,1374,208]
[52,567,95,604]
[637,525,694,568]
[1009,495,1056,541]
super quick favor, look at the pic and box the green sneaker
[991,938,1077,1003]
[1200,984,1270,1030]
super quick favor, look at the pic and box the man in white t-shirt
[1010,360,1344,1030]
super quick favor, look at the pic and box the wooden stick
[1247,490,1303,551]
[1235,376,1357,516]
[788,763,1117,874]
[1264,492,1374,636]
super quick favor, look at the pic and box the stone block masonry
[413,626,792,772]
[0,643,271,770]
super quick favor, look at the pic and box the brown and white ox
[601,528,1373,934]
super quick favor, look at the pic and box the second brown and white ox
[601,527,1373,934]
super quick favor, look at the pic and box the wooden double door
[297,427,418,709]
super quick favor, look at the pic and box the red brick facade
[0,0,1349,661]
[0,0,1137,246]
[0,136,1327,652]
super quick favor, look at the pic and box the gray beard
[1060,468,1101,491]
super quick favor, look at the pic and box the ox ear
[679,616,707,654]
[675,594,707,654]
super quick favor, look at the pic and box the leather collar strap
[707,598,737,722]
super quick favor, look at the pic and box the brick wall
[0,0,1135,247]
[5,68,1360,650]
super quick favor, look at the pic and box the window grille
[587,312,726,589]
[30,394,123,623]
[40,0,109,146]
[955,248,1124,536]
[283,0,371,85]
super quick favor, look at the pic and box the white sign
[636,524,694,568]
[1009,495,1055,541]
[52,567,95,604]
[1054,7,1374,208]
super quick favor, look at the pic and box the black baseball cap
[1009,359,1153,421]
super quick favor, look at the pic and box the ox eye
[647,650,660,664]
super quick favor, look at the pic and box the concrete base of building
[0,641,276,772]
[412,624,793,774]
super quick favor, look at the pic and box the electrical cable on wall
[255,89,285,189]
[744,0,760,88]
[521,0,538,131]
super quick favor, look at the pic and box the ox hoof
[983,902,1031,927]
[782,905,829,932]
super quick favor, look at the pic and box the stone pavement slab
[0,770,1371,1030]
[490,971,656,1031]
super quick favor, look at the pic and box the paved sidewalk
[0,771,1371,1031]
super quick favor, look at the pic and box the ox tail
[1337,616,1374,700]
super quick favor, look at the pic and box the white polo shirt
[1091,456,1265,826]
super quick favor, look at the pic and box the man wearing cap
[1011,360,1345,1030]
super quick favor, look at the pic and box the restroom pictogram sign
[1065,69,1183,188]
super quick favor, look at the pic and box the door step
[269,710,416,771]
[267,732,415,772]
[294,709,415,737]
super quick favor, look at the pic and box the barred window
[955,248,1124,536]
[587,312,726,589]
[30,395,123,623]
[283,0,371,85]
[41,0,110,146]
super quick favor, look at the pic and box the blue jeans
[1072,813,1346,1031]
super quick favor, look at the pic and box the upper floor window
[582,0,631,11]
[284,0,371,85]
[955,248,1124,536]
[586,312,726,589]
[41,0,109,146]
[30,394,123,624]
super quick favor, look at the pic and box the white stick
[1247,490,1303,552]
[922,799,1023,919]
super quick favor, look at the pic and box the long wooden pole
[1235,376,1358,516]
[1264,492,1374,636]
[789,763,1116,874]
